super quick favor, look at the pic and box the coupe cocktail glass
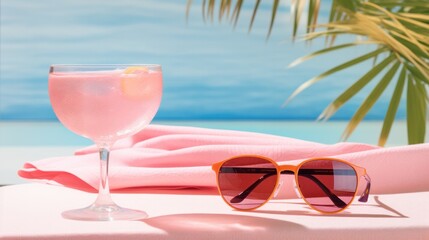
[49,64,162,221]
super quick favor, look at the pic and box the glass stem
[94,146,115,206]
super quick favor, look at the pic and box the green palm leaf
[407,75,427,144]
[267,0,280,39]
[371,1,429,9]
[406,64,429,85]
[378,66,406,146]
[248,0,261,32]
[288,41,379,68]
[318,53,395,121]
[231,0,243,28]
[325,0,359,45]
[186,0,429,145]
[292,0,306,39]
[307,0,320,33]
[341,60,401,141]
[301,3,428,143]
[202,0,207,22]
[187,0,327,39]
[283,47,387,106]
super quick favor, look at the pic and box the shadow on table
[143,213,305,239]
[141,208,413,240]
[141,195,417,239]
[253,195,407,218]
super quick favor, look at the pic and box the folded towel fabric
[18,124,429,198]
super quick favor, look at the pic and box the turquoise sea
[0,120,423,147]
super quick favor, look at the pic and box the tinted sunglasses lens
[218,156,277,210]
[297,160,357,213]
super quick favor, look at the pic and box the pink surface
[1,183,429,240]
[18,124,429,198]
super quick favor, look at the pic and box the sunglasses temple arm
[299,173,347,208]
[230,173,276,203]
[358,174,371,202]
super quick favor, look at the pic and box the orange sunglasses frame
[212,155,371,214]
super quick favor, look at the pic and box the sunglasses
[212,155,371,214]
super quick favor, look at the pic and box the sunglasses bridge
[220,166,371,208]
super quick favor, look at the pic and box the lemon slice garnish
[121,67,150,99]
[123,66,149,74]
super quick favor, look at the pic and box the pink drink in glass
[48,64,162,221]
[49,68,162,143]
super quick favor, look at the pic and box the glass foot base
[62,204,148,221]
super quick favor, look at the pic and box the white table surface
[1,183,429,240]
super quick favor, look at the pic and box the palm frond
[291,0,306,39]
[341,60,401,141]
[231,0,244,28]
[370,1,429,9]
[407,75,427,144]
[187,0,330,39]
[288,41,379,68]
[398,13,429,21]
[186,0,429,145]
[322,4,429,82]
[379,66,406,146]
[307,0,320,33]
[284,47,387,106]
[248,0,261,32]
[202,0,207,22]
[325,0,360,45]
[288,2,428,144]
[267,0,280,39]
[186,0,193,22]
[317,53,395,121]
[365,2,429,57]
[208,0,216,22]
[406,64,429,85]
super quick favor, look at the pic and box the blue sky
[0,0,405,120]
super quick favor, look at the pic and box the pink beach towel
[18,124,429,198]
